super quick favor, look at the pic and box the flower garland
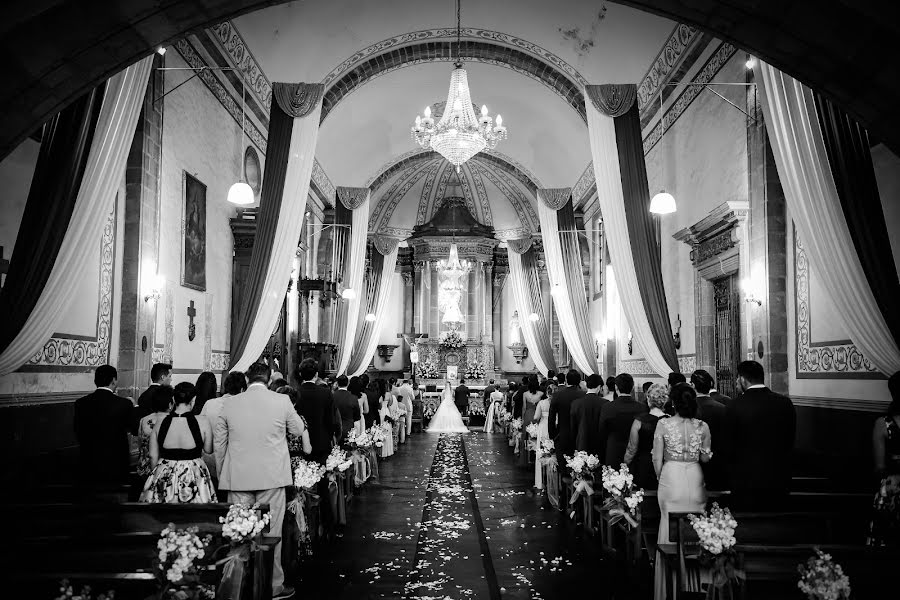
[600,463,644,528]
[798,549,851,600]
[293,458,326,490]
[220,503,271,544]
[439,330,464,349]
[688,503,745,594]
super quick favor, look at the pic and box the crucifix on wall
[398,328,429,383]
[187,300,197,341]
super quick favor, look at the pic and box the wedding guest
[269,377,288,392]
[348,376,369,436]
[571,373,607,457]
[532,384,552,490]
[522,375,543,430]
[141,381,215,504]
[74,365,133,485]
[377,379,396,458]
[505,381,517,414]
[454,378,470,416]
[598,373,648,466]
[709,378,732,405]
[512,376,528,418]
[398,379,415,440]
[691,369,728,490]
[134,362,172,430]
[641,381,653,403]
[868,371,900,547]
[193,371,218,415]
[333,375,361,443]
[275,385,313,469]
[362,374,380,429]
[604,376,617,402]
[295,358,338,464]
[201,371,246,424]
[483,379,497,403]
[652,383,711,600]
[215,363,306,600]
[548,370,585,468]
[726,360,795,510]
[624,383,667,490]
[136,386,174,490]
[663,373,687,416]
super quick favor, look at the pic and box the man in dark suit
[548,369,586,466]
[133,362,171,432]
[691,369,728,490]
[598,373,648,466]
[512,376,528,418]
[725,360,796,510]
[482,379,496,402]
[332,374,361,443]
[74,365,134,485]
[296,358,339,464]
[454,379,470,415]
[571,373,608,456]
[709,378,732,405]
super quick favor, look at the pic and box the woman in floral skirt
[140,382,216,503]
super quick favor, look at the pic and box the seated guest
[869,372,900,547]
[74,365,134,485]
[140,382,215,503]
[296,358,338,464]
[571,373,607,456]
[624,383,667,490]
[134,362,172,431]
[332,374,361,443]
[604,376,617,402]
[599,373,648,466]
[193,371,218,415]
[726,360,796,510]
[137,386,174,486]
[691,369,728,490]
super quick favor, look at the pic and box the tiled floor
[297,429,641,599]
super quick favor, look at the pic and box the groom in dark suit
[454,379,470,415]
[726,360,796,510]
[74,365,134,485]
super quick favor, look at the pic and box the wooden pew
[5,503,273,599]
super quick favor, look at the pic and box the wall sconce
[144,273,164,303]
[740,277,763,306]
[627,330,633,355]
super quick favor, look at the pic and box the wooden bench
[5,503,273,599]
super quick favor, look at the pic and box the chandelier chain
[456,0,461,64]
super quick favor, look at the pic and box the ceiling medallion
[411,0,507,172]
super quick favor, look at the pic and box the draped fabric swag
[335,187,371,375]
[757,64,900,374]
[0,56,153,376]
[348,237,399,377]
[507,241,557,375]
[229,83,324,372]
[536,189,596,373]
[585,83,679,376]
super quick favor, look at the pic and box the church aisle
[297,430,625,599]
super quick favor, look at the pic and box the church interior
[2,1,900,598]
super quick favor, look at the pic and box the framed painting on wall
[181,171,207,291]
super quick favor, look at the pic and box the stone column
[482,261,493,342]
[118,52,164,399]
[430,261,440,338]
[414,261,425,334]
[467,267,477,341]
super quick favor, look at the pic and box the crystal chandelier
[411,0,507,172]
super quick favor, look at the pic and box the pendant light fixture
[649,92,677,215]
[227,77,255,205]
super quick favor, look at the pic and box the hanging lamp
[649,92,676,215]
[227,77,255,205]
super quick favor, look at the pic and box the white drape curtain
[758,63,900,374]
[349,248,398,377]
[536,191,596,373]
[230,101,322,371]
[585,98,674,377]
[336,193,371,375]
[507,249,551,375]
[0,56,153,376]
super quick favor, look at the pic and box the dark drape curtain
[347,246,384,375]
[614,101,679,372]
[557,200,598,371]
[229,97,295,363]
[0,85,105,354]
[522,247,557,373]
[814,93,900,349]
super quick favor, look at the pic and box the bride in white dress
[427,380,469,433]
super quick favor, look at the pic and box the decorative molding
[585,84,637,117]
[336,186,369,210]
[494,228,533,242]
[572,163,595,207]
[791,395,889,413]
[209,351,230,371]
[273,82,324,118]
[27,208,115,369]
[0,391,86,408]
[310,156,335,203]
[794,233,880,378]
[617,354,696,377]
[636,24,701,113]
[208,21,273,110]
[538,188,572,210]
[695,230,736,264]
[416,161,443,225]
[469,161,538,232]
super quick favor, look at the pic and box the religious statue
[509,310,521,344]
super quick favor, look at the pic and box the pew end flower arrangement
[290,459,326,558]
[216,503,271,599]
[154,525,215,599]
[688,503,745,599]
[600,463,644,529]
[797,548,851,600]
[539,438,556,467]
[565,451,601,511]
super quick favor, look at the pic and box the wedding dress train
[428,384,469,433]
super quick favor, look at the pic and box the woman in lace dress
[652,383,712,600]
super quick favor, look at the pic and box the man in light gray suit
[216,362,305,600]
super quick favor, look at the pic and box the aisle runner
[405,433,501,599]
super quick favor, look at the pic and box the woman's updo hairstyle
[173,382,197,405]
[645,383,668,410]
[669,382,698,419]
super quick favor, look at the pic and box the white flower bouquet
[368,424,387,447]
[688,503,745,594]
[325,446,353,473]
[798,549,851,600]
[293,458,326,490]
[155,524,211,585]
[220,503,271,545]
[600,463,644,527]
[511,417,523,432]
[525,422,539,439]
[347,428,373,450]
[540,438,555,458]
[439,330,464,349]
[465,361,485,380]
[565,450,601,481]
